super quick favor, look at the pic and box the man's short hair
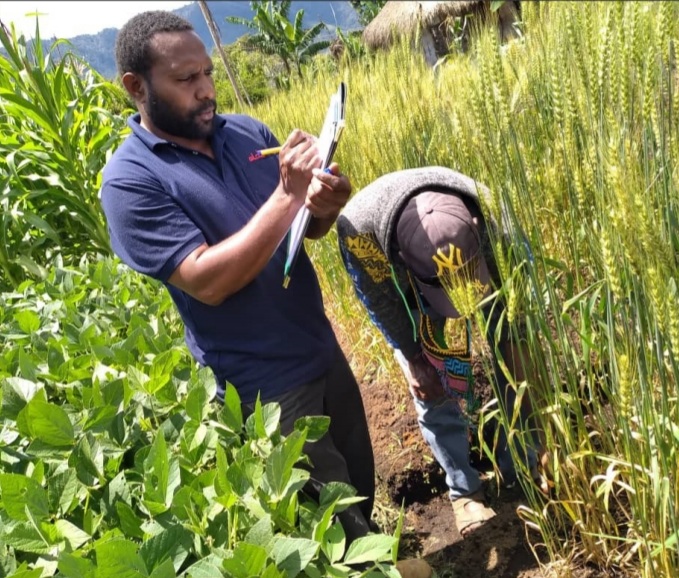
[115,11,193,78]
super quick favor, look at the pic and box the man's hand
[278,129,321,203]
[405,350,446,401]
[306,162,351,220]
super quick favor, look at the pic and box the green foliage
[225,1,330,81]
[0,257,403,576]
[333,27,367,63]
[211,39,275,111]
[0,21,129,290]
[5,1,679,575]
[348,1,387,27]
[249,3,679,575]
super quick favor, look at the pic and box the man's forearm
[168,186,302,305]
[306,214,338,240]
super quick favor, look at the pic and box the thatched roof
[363,1,483,49]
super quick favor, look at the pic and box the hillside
[11,1,360,80]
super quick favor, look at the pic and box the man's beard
[145,86,217,140]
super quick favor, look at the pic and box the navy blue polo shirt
[100,113,337,403]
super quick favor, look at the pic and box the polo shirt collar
[127,112,227,151]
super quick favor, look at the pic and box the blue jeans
[394,347,537,500]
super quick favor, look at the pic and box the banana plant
[226,1,329,79]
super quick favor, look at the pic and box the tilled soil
[358,373,550,578]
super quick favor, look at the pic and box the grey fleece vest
[340,167,503,261]
[337,167,504,360]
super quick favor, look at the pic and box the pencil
[248,146,282,162]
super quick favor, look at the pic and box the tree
[226,1,330,79]
[349,0,387,27]
[211,38,275,111]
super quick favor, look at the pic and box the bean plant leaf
[320,482,365,513]
[244,515,274,547]
[4,563,42,578]
[57,552,97,578]
[270,537,319,577]
[1,377,42,420]
[321,523,346,564]
[147,349,182,394]
[1,520,58,554]
[226,460,255,497]
[19,398,74,447]
[264,430,306,500]
[313,499,339,545]
[83,405,119,433]
[185,384,208,422]
[148,558,175,578]
[116,502,145,539]
[139,525,192,573]
[54,519,91,550]
[47,468,79,516]
[222,543,268,577]
[293,415,330,442]
[261,403,281,437]
[260,564,285,578]
[18,349,38,382]
[374,565,402,578]
[94,538,148,578]
[69,435,104,486]
[0,473,49,522]
[143,431,181,514]
[214,444,231,496]
[343,535,396,565]
[14,309,40,334]
[182,554,226,578]
[245,396,268,439]
[220,383,243,432]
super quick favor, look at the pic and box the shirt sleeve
[336,217,421,360]
[100,168,205,282]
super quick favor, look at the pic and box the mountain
[14,1,361,80]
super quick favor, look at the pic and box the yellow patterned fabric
[407,270,473,398]
[344,233,391,284]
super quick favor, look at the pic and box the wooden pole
[198,0,250,108]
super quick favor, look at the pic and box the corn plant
[0,20,128,290]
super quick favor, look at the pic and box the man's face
[142,30,217,141]
[145,82,215,140]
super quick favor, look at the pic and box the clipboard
[282,82,347,288]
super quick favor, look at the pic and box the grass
[246,2,679,576]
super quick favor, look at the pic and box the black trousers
[242,344,375,541]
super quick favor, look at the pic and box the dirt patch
[357,359,599,578]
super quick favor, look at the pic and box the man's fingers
[284,128,310,148]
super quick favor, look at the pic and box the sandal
[452,491,496,538]
[530,449,553,496]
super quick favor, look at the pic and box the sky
[0,1,193,40]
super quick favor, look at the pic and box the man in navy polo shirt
[98,11,414,562]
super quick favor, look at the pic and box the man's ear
[121,72,146,103]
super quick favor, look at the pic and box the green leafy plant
[0,20,129,290]
[225,1,330,80]
[348,1,387,27]
[211,38,275,111]
[0,257,404,577]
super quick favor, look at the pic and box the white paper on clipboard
[283,82,346,288]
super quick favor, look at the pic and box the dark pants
[242,344,375,541]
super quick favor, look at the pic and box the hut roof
[363,1,483,49]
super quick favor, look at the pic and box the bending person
[337,166,541,538]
